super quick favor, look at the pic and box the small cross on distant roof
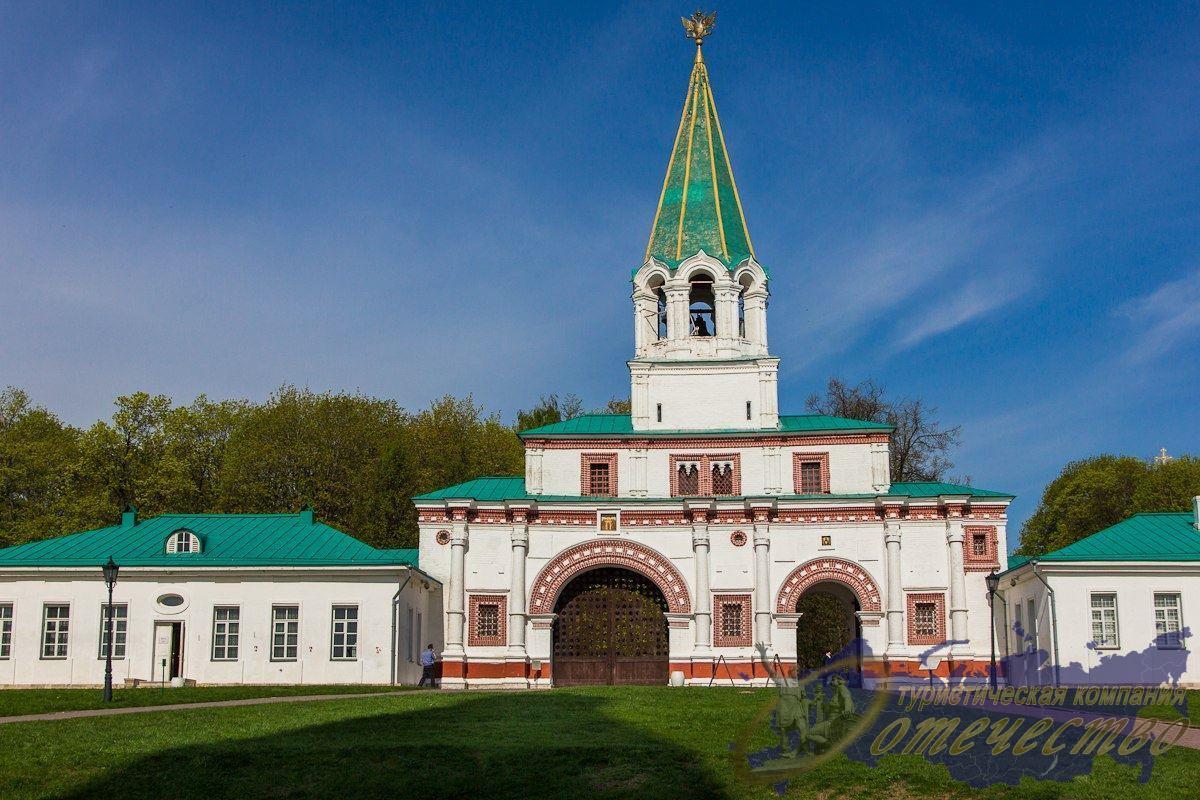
[1153,447,1173,465]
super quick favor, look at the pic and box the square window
[1154,593,1183,649]
[588,462,611,496]
[971,533,988,557]
[477,604,500,638]
[820,535,832,547]
[906,594,945,645]
[713,594,751,646]
[97,603,128,660]
[799,462,822,493]
[468,595,506,646]
[582,454,617,497]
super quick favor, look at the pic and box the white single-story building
[0,508,441,687]
[996,499,1199,687]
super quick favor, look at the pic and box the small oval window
[157,594,184,607]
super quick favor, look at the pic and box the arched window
[165,529,201,554]
[688,274,715,337]
[677,462,700,495]
[737,273,754,339]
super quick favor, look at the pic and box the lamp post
[101,556,120,702]
[985,570,1000,689]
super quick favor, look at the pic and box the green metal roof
[518,414,892,438]
[0,512,419,569]
[414,477,1011,504]
[1027,513,1200,563]
[644,46,755,271]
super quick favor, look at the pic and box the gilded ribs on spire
[645,40,754,268]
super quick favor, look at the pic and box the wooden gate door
[553,568,669,686]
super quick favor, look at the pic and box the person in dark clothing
[418,644,438,688]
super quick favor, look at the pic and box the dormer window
[165,529,201,554]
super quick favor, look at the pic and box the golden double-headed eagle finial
[681,10,716,47]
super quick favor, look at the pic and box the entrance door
[153,621,184,681]
[553,567,669,686]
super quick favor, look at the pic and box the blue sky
[2,2,1198,538]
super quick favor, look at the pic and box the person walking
[418,644,438,688]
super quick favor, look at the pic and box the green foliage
[515,393,584,432]
[0,385,526,551]
[795,592,854,671]
[1018,455,1200,556]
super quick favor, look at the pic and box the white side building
[0,509,441,687]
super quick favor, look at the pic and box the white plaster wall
[0,570,439,686]
[631,359,779,432]
[1005,568,1200,686]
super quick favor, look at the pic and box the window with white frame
[0,603,12,659]
[97,603,128,659]
[1154,593,1184,648]
[271,605,299,661]
[212,606,240,661]
[1089,593,1119,649]
[331,605,358,660]
[166,529,201,554]
[42,604,70,659]
[406,606,414,663]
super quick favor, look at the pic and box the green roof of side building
[0,511,419,569]
[518,414,892,438]
[1009,513,1200,565]
[414,476,1011,503]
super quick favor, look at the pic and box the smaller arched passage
[795,581,863,682]
[775,558,882,615]
[528,541,691,615]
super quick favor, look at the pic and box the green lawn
[0,687,1194,799]
[0,684,405,717]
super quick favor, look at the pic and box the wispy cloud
[1119,269,1200,362]
[889,276,1027,352]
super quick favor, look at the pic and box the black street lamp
[101,556,120,703]
[985,570,1000,689]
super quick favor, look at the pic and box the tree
[805,378,961,483]
[0,388,85,547]
[515,393,584,432]
[598,397,631,415]
[1017,455,1200,556]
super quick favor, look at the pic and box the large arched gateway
[552,567,669,686]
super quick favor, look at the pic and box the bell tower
[630,14,779,432]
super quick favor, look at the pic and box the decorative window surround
[792,452,831,494]
[669,454,741,497]
[468,594,507,647]
[580,453,619,497]
[963,526,1000,571]
[906,593,946,645]
[713,594,752,646]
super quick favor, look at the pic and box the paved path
[0,690,411,725]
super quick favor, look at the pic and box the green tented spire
[645,44,755,268]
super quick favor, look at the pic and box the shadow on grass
[60,691,732,800]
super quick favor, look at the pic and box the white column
[632,290,657,354]
[885,519,904,656]
[714,285,738,339]
[507,524,528,658]
[692,524,712,654]
[947,517,969,652]
[445,521,468,657]
[665,286,690,341]
[744,289,768,349]
[753,526,772,651]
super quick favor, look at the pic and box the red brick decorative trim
[963,525,1000,571]
[435,529,451,545]
[417,504,1007,525]
[580,453,618,497]
[528,540,691,614]
[467,594,507,647]
[776,558,883,614]
[906,593,946,645]
[669,453,741,496]
[730,530,748,546]
[792,452,831,494]
[714,594,753,646]
[523,433,890,450]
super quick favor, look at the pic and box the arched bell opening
[688,272,715,337]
